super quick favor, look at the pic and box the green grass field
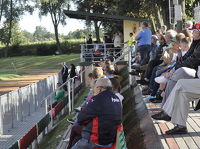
[0,71,26,81]
[0,54,80,80]
[0,54,80,70]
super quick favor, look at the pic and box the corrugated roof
[63,10,147,22]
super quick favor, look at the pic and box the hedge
[0,40,83,57]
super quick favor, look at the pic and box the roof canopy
[63,10,147,22]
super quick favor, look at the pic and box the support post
[68,79,71,113]
[128,47,132,86]
[72,78,75,111]
[0,96,3,134]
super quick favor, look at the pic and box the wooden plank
[186,117,200,148]
[158,123,180,149]
[155,123,169,149]
[166,122,188,149]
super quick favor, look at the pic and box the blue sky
[19,9,86,35]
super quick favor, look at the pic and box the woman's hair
[109,78,121,92]
[88,73,93,79]
[92,67,104,79]
[180,37,191,45]
[176,33,186,43]
[104,66,114,75]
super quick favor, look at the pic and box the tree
[37,0,68,53]
[0,0,34,57]
[74,0,115,42]
[33,25,55,41]
[0,21,27,46]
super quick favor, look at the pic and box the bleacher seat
[94,124,127,149]
[19,125,38,149]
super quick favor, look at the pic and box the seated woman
[48,82,65,110]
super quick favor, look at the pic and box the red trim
[90,117,99,144]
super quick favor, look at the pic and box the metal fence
[80,43,134,62]
[0,73,60,135]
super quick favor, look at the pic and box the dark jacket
[61,65,68,76]
[155,43,168,60]
[77,90,122,145]
[175,39,200,70]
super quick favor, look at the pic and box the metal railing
[80,43,133,62]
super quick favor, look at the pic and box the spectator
[136,22,152,65]
[60,62,68,84]
[109,78,124,104]
[152,76,200,134]
[87,34,93,44]
[71,78,122,149]
[159,23,200,107]
[164,29,177,44]
[87,34,93,49]
[160,25,167,35]
[149,35,159,61]
[55,82,65,102]
[113,32,122,56]
[144,35,168,82]
[70,64,76,79]
[184,20,193,30]
[104,66,114,78]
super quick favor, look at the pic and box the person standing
[70,64,76,79]
[61,62,68,84]
[113,32,122,57]
[136,22,152,65]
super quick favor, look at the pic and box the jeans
[137,45,151,65]
[149,66,160,96]
[145,59,163,80]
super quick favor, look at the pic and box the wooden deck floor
[146,101,200,149]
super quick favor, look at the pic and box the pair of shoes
[144,96,156,100]
[137,79,148,85]
[74,107,81,112]
[166,125,188,135]
[151,111,171,121]
[129,71,139,76]
[149,95,163,103]
[142,88,152,95]
[67,118,75,125]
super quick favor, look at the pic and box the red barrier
[19,125,38,149]
[54,100,64,117]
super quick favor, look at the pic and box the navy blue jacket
[77,90,122,145]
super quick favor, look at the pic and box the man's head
[109,78,121,93]
[56,82,62,89]
[151,35,158,44]
[191,22,200,40]
[61,62,65,66]
[165,30,177,44]
[180,38,191,51]
[185,21,193,29]
[129,33,133,37]
[141,22,149,29]
[94,78,112,95]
